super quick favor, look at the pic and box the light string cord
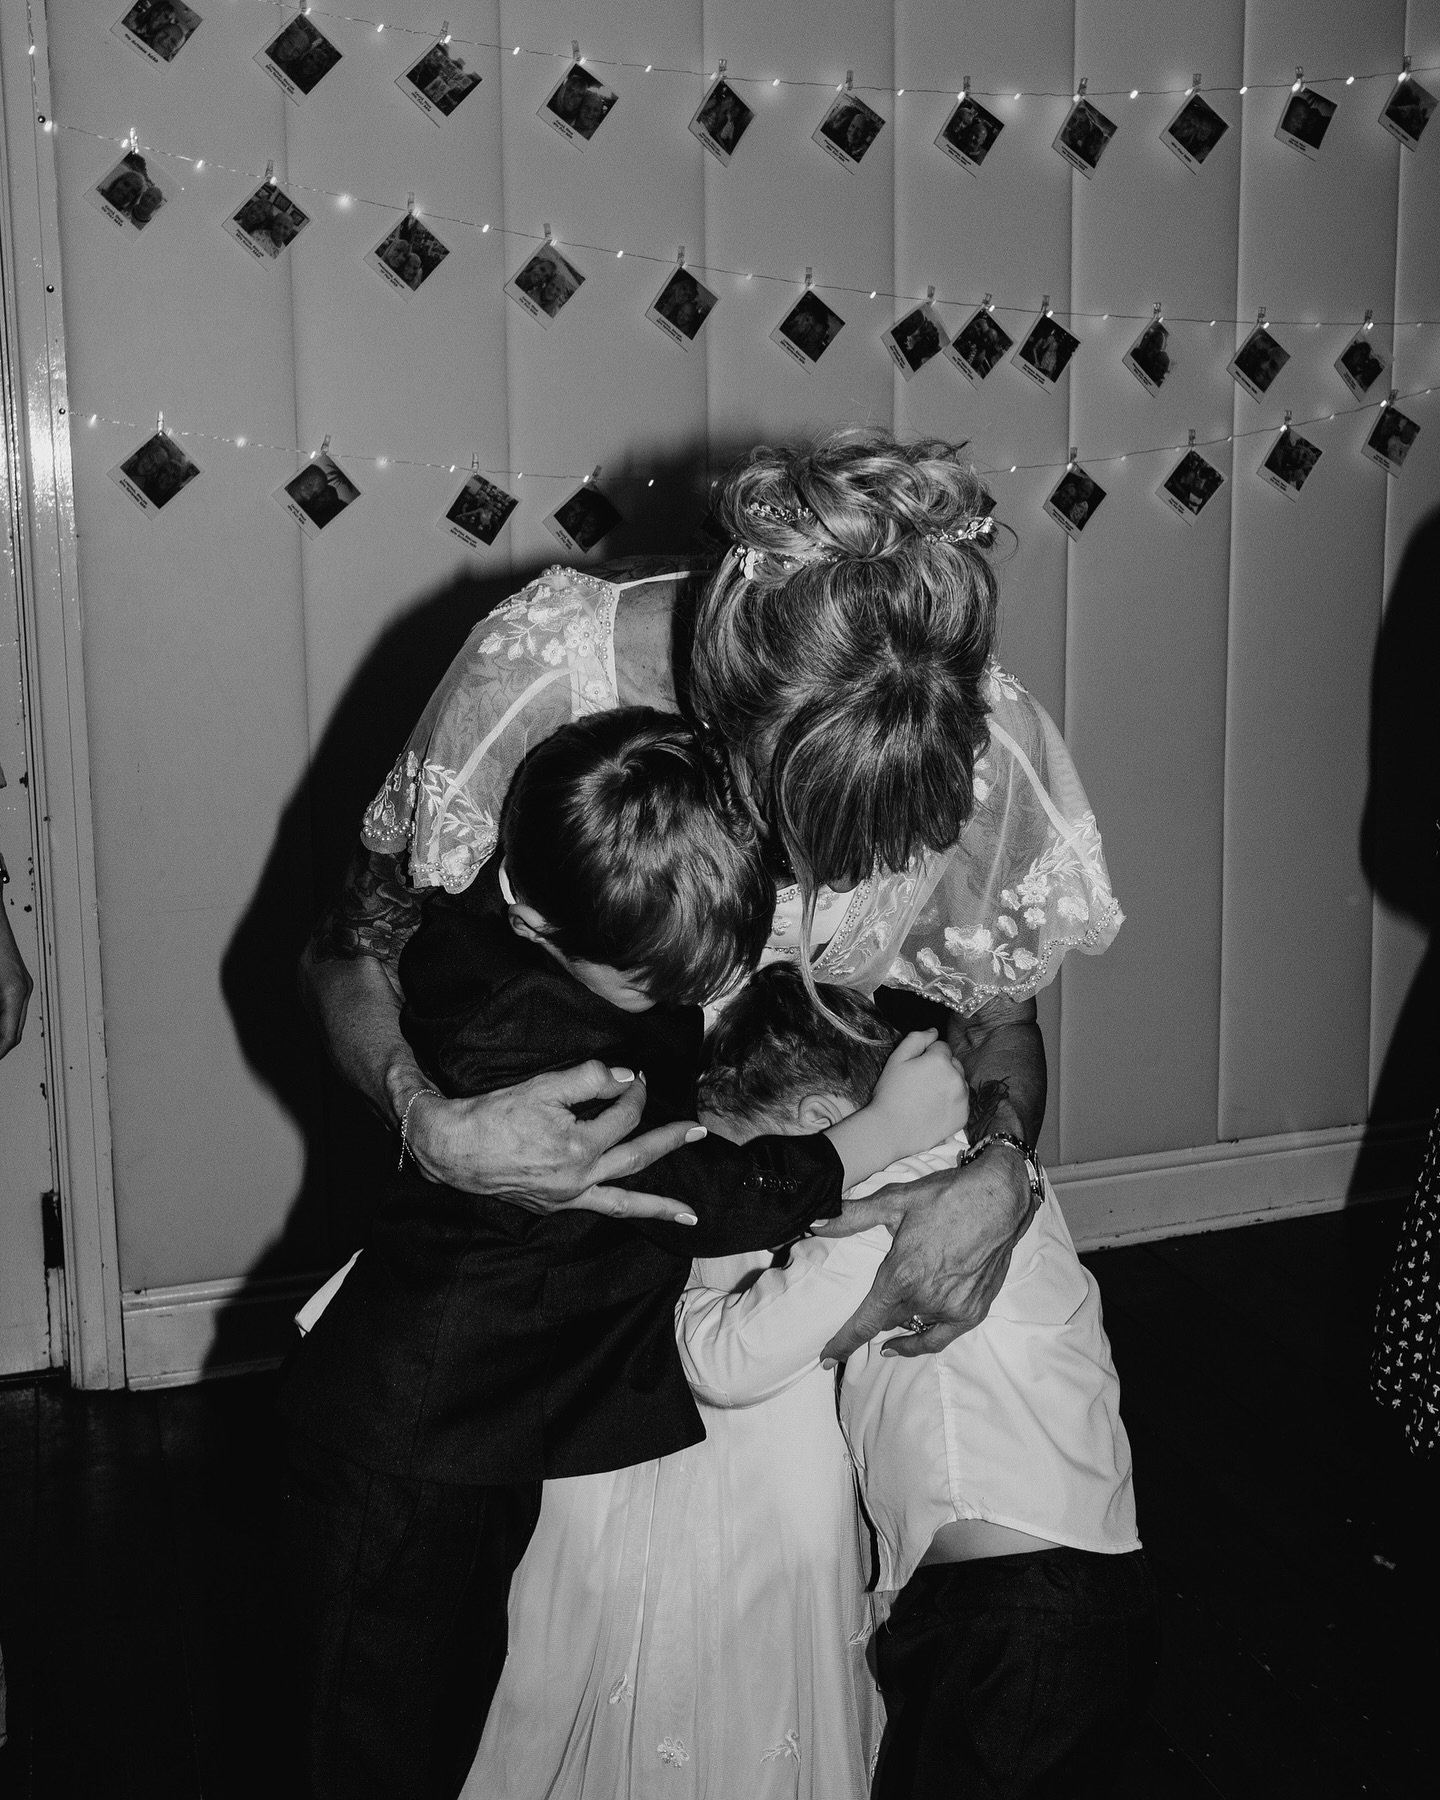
[51,117,1440,330]
[73,381,1435,486]
[184,5,1437,101]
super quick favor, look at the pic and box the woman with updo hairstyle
[307,423,1119,1324]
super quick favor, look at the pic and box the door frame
[0,1,123,1388]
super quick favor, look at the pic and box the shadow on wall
[1347,500,1439,1221]
[207,439,734,1377]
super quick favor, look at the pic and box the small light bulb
[338,194,351,207]
[1239,84,1248,95]
[616,249,624,258]
[512,46,520,56]
[88,414,97,425]
[1346,75,1355,86]
[195,159,204,170]
[897,88,905,97]
[772,78,780,87]
[869,289,877,299]
[1010,465,1017,473]
[235,435,247,447]
[378,457,388,467]
[375,21,383,31]
[644,64,653,73]
[1129,89,1139,99]
[1292,77,1303,92]
[648,478,655,487]
[1014,92,1021,101]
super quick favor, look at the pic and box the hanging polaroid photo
[440,472,517,549]
[814,91,886,169]
[944,306,1014,385]
[505,244,585,328]
[1013,312,1080,390]
[1379,77,1437,151]
[546,483,622,555]
[366,214,450,299]
[225,180,311,264]
[1275,87,1337,160]
[935,96,1004,174]
[274,454,360,537]
[772,291,846,367]
[108,429,201,516]
[1161,93,1229,170]
[1044,465,1107,539]
[112,1,201,67]
[884,303,948,381]
[1362,405,1421,476]
[540,63,620,148]
[1157,449,1226,523]
[1257,428,1322,500]
[257,15,342,104]
[1123,317,1173,395]
[1335,331,1389,400]
[647,267,718,351]
[88,151,168,236]
[1228,323,1290,401]
[1053,98,1118,178]
[397,38,482,125]
[689,77,755,166]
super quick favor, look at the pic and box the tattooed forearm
[309,845,426,970]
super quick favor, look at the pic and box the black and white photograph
[1335,331,1389,400]
[772,291,846,367]
[440,472,518,549]
[112,0,201,66]
[545,483,622,554]
[273,454,360,537]
[1053,97,1118,177]
[224,179,311,263]
[256,15,342,103]
[88,151,168,236]
[1379,75,1437,150]
[1123,318,1173,395]
[1257,426,1323,499]
[883,303,948,379]
[108,429,201,515]
[944,305,1014,384]
[814,92,887,169]
[1044,464,1107,538]
[935,95,1005,173]
[1161,92,1230,170]
[540,63,620,148]
[366,214,451,298]
[646,268,718,351]
[505,246,585,327]
[1228,323,1290,401]
[397,39,483,125]
[1013,312,1081,389]
[1275,86,1338,160]
[689,77,754,166]
[1157,448,1226,522]
[1362,404,1421,476]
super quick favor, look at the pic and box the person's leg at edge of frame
[283,1433,541,1800]
[871,1546,1158,1800]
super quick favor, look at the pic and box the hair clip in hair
[744,499,818,528]
[924,516,994,546]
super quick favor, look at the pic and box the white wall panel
[20,1,1438,1301]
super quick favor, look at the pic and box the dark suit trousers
[872,1546,1158,1800]
[283,1434,541,1800]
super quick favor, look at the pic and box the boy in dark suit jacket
[281,708,968,1800]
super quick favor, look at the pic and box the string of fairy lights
[23,6,1440,534]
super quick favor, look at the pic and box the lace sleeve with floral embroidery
[880,668,1123,1012]
[359,566,628,892]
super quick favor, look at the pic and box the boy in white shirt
[684,967,1158,1800]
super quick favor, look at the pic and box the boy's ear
[506,900,554,946]
[796,1091,850,1133]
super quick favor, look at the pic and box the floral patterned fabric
[362,563,1123,1013]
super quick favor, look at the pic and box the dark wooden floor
[0,1200,1431,1798]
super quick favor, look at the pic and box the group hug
[280,427,1157,1799]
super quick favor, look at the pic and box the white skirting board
[121,1122,1424,1390]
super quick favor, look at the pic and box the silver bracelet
[960,1130,1045,1206]
[398,1086,442,1172]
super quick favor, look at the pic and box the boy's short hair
[698,965,899,1126]
[500,706,771,1008]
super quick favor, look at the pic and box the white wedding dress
[460,1247,885,1800]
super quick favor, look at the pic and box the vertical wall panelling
[1059,1,1245,1164]
[1218,0,1407,1139]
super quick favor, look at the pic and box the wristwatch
[960,1130,1046,1207]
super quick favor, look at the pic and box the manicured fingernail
[676,1212,698,1227]
[820,1358,837,1372]
[684,1126,707,1142]
[609,1067,635,1082]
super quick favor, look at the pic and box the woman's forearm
[946,997,1047,1145]
[299,939,422,1127]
